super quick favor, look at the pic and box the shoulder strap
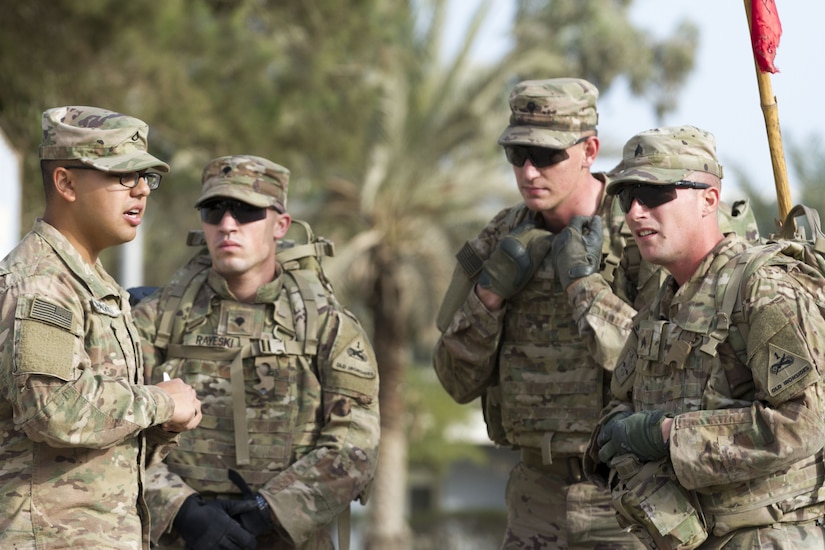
[704,244,786,357]
[282,269,322,356]
[154,249,211,350]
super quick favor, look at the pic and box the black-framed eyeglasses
[66,165,162,190]
[616,181,712,213]
[198,199,272,225]
[503,137,589,168]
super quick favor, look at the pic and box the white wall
[0,127,22,259]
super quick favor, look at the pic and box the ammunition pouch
[482,384,508,446]
[609,454,707,550]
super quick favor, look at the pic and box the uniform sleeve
[432,283,506,403]
[566,273,637,371]
[131,292,195,544]
[669,265,825,490]
[261,308,380,546]
[565,202,666,373]
[0,276,175,450]
[132,291,171,377]
[432,208,514,403]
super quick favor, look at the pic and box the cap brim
[81,151,170,173]
[498,126,581,149]
[194,181,276,209]
[605,166,692,195]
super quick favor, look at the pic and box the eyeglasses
[199,199,272,225]
[503,137,589,168]
[616,181,712,213]
[66,165,162,190]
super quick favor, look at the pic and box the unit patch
[332,339,376,379]
[766,343,813,397]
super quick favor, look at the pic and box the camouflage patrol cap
[606,125,724,194]
[39,106,169,173]
[498,78,599,149]
[195,155,289,211]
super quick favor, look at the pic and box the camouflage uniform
[433,79,657,549]
[0,106,175,549]
[133,156,380,549]
[595,126,825,548]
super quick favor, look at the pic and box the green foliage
[731,132,825,237]
[0,3,702,546]
[406,365,487,475]
[0,0,399,283]
[513,0,698,122]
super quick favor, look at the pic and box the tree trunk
[363,255,412,550]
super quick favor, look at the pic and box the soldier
[132,155,380,549]
[591,125,825,548]
[0,106,202,549]
[432,78,658,548]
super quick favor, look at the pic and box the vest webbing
[702,204,825,359]
[151,229,351,548]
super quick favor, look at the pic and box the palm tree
[306,1,699,547]
[308,2,526,547]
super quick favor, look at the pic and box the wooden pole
[744,0,792,220]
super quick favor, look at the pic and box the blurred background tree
[727,133,825,239]
[0,0,701,548]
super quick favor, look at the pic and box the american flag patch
[30,298,73,331]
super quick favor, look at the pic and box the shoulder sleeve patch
[327,317,379,398]
[29,297,74,331]
[331,336,377,380]
[17,319,75,380]
[766,343,814,398]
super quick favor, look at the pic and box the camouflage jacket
[133,265,380,548]
[0,220,176,550]
[605,234,825,533]
[433,178,664,457]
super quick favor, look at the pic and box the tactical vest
[627,234,825,535]
[149,224,336,492]
[481,196,760,457]
[490,193,643,456]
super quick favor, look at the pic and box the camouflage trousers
[500,461,645,550]
[698,520,825,549]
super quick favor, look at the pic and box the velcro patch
[30,297,73,331]
[17,319,74,380]
[90,298,121,317]
[766,343,814,397]
[332,338,376,379]
[183,332,241,349]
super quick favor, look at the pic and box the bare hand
[156,378,202,432]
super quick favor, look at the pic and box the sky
[446,0,823,203]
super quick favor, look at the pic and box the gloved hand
[596,410,632,449]
[173,493,259,550]
[478,221,553,299]
[597,410,670,464]
[228,469,277,538]
[551,215,604,289]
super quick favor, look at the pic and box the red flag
[751,0,782,73]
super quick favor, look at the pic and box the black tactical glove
[597,410,670,464]
[551,215,604,290]
[478,221,553,299]
[228,469,277,538]
[173,493,259,550]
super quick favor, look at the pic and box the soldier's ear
[52,166,78,203]
[272,212,291,240]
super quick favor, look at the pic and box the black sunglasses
[503,137,588,168]
[616,181,712,213]
[199,199,271,225]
